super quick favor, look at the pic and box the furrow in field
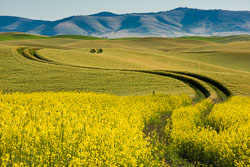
[16,47,230,103]
[168,71,231,101]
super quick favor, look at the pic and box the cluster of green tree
[90,48,103,53]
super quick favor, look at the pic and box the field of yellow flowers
[169,97,250,166]
[0,92,191,166]
[0,92,249,166]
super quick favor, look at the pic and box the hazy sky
[0,0,250,20]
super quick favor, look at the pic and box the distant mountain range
[1,8,250,38]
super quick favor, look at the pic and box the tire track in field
[16,47,231,103]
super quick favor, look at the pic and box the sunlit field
[0,33,250,166]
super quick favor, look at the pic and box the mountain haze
[1,8,250,38]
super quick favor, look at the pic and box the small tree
[90,49,96,53]
[96,48,102,53]
[90,48,103,54]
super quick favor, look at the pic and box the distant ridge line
[1,8,250,38]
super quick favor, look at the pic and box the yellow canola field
[169,97,250,167]
[0,92,191,166]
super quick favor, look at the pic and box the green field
[0,32,250,99]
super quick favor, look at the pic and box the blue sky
[0,0,250,20]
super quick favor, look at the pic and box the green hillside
[179,34,250,43]
[0,33,250,97]
[51,35,102,40]
[0,32,47,41]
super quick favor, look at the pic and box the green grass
[179,35,250,43]
[0,33,250,96]
[0,45,194,96]
[51,35,102,40]
[109,37,141,40]
[0,33,102,41]
[0,32,47,41]
[179,36,224,43]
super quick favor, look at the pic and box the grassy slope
[0,33,250,96]
[51,35,102,40]
[0,32,47,41]
[179,35,250,43]
[0,45,194,96]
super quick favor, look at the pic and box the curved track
[16,47,232,103]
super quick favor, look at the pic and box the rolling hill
[0,32,250,99]
[1,8,250,37]
[1,33,249,166]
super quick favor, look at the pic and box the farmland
[1,33,250,97]
[0,32,250,166]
